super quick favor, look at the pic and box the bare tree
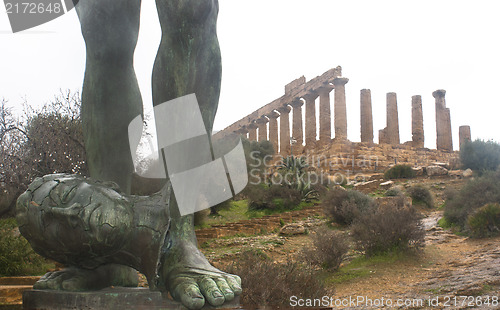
[0,91,87,217]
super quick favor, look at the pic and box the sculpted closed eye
[61,185,77,203]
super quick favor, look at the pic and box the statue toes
[198,276,225,307]
[33,271,54,289]
[224,274,242,295]
[171,277,205,310]
[213,277,234,301]
[45,271,71,290]
[61,275,87,291]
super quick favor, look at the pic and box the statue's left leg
[152,0,241,309]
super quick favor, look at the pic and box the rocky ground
[200,211,500,309]
[2,176,499,309]
[199,177,500,309]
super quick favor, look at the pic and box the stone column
[459,125,471,150]
[445,108,453,150]
[433,89,453,151]
[236,126,249,140]
[278,105,291,156]
[318,86,333,144]
[268,111,280,153]
[411,95,424,148]
[360,89,373,143]
[303,92,318,148]
[379,129,388,144]
[248,122,257,141]
[256,117,269,142]
[290,99,304,153]
[386,92,400,145]
[333,77,349,140]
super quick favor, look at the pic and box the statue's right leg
[74,0,143,194]
[27,0,145,290]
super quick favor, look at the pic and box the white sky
[1,0,499,150]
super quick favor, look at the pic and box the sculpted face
[16,174,134,266]
[18,174,129,217]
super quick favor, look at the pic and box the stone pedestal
[318,87,333,144]
[411,95,424,148]
[360,89,373,143]
[386,92,400,145]
[256,117,268,142]
[278,105,291,156]
[459,125,471,150]
[23,288,241,310]
[433,89,452,151]
[303,92,318,148]
[268,111,280,153]
[290,99,304,153]
[23,288,168,310]
[333,77,348,140]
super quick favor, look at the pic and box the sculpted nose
[16,191,31,209]
[15,190,33,226]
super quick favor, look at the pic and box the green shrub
[310,182,328,199]
[444,169,500,231]
[225,250,327,307]
[245,184,302,211]
[351,198,425,256]
[460,139,500,174]
[194,208,210,227]
[0,218,53,276]
[243,138,275,184]
[467,203,500,238]
[384,165,416,180]
[301,227,349,270]
[322,188,376,225]
[210,199,232,215]
[407,185,434,208]
[385,187,403,197]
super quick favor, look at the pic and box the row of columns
[242,77,349,155]
[374,89,463,151]
[242,85,469,154]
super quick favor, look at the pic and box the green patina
[16,1,241,310]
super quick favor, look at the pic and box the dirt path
[331,211,499,309]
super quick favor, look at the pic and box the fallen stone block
[279,223,306,236]
[426,165,448,176]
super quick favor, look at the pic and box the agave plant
[275,156,318,202]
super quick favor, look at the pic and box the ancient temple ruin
[214,67,471,172]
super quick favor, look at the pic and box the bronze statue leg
[27,0,145,291]
[152,1,241,309]
[75,0,143,194]
[152,0,221,133]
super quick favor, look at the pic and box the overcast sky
[1,0,499,150]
